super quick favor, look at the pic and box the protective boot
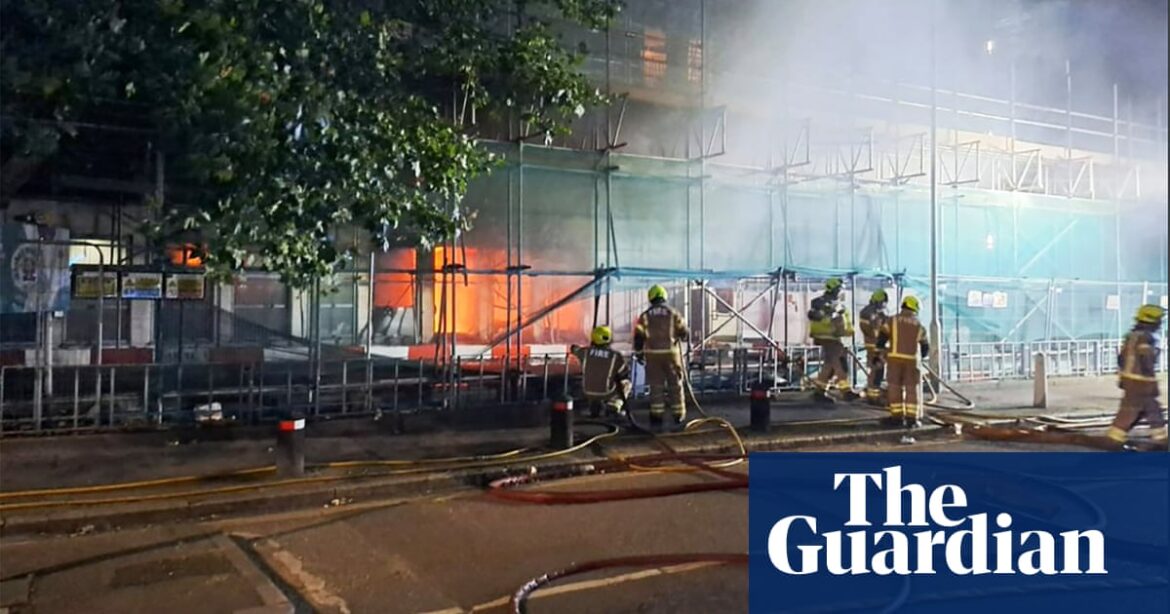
[812,389,835,404]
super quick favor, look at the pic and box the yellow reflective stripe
[1120,373,1158,382]
[643,348,679,354]
[888,351,916,360]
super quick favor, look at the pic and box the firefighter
[809,277,856,402]
[1106,304,1167,448]
[859,289,890,405]
[634,284,689,427]
[876,295,929,424]
[570,326,632,418]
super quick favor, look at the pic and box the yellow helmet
[648,284,667,302]
[824,277,843,292]
[902,296,920,313]
[870,289,888,304]
[1135,304,1165,325]
[590,325,612,345]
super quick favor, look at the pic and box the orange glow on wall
[430,246,592,344]
[374,249,416,308]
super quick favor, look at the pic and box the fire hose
[0,424,622,511]
[510,553,749,614]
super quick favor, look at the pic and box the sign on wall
[1105,294,1121,311]
[990,291,1008,309]
[165,273,206,300]
[72,270,119,299]
[966,290,983,308]
[121,272,163,299]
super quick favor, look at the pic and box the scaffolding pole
[927,0,942,382]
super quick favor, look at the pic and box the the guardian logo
[768,466,1107,576]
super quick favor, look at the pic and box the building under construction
[1,0,1166,429]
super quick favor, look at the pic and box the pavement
[0,376,1162,537]
[0,433,1138,614]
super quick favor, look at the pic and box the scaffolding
[2,0,1167,425]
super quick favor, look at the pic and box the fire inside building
[0,0,1166,432]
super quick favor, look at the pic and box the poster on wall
[1105,294,1121,311]
[121,272,163,299]
[991,291,1008,309]
[0,223,71,313]
[966,290,983,308]
[165,273,205,300]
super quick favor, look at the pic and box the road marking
[419,561,723,614]
[259,539,351,614]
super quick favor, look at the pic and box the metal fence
[936,339,1168,383]
[1,339,1164,434]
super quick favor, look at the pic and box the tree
[1,0,617,287]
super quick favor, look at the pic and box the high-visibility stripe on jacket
[572,345,629,396]
[859,302,887,348]
[635,303,688,353]
[879,311,927,363]
[809,294,852,341]
[1118,328,1160,395]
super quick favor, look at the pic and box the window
[688,39,702,83]
[318,277,357,346]
[233,275,290,343]
[642,28,667,85]
[68,239,126,268]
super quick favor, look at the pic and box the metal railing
[936,339,1167,383]
[2,339,1163,434]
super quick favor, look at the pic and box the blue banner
[749,453,1169,613]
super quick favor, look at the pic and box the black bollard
[550,397,574,449]
[750,381,771,433]
[276,413,306,477]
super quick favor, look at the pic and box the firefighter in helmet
[1106,304,1167,448]
[634,284,689,427]
[859,289,891,405]
[876,295,929,425]
[570,325,632,418]
[808,277,856,402]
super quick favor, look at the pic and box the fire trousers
[885,358,920,419]
[1107,392,1168,444]
[585,380,632,417]
[813,340,852,392]
[645,350,685,421]
[865,345,885,402]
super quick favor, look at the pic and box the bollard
[750,381,771,433]
[550,397,574,449]
[1032,352,1048,409]
[276,414,306,477]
